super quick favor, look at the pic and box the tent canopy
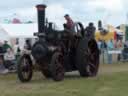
[0,23,38,38]
[0,26,9,42]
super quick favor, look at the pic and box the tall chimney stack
[36,4,47,33]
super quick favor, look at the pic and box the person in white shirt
[13,43,21,60]
[4,48,15,61]
[4,48,16,71]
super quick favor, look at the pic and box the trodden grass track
[0,62,128,96]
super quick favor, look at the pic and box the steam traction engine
[17,4,100,82]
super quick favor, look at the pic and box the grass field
[0,63,128,96]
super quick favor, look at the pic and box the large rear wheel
[50,52,65,81]
[76,38,100,77]
[85,39,99,76]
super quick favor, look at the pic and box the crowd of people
[0,41,16,74]
[97,39,124,64]
[0,39,31,74]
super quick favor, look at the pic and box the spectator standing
[101,40,107,50]
[24,39,32,50]
[3,41,11,52]
[13,42,21,60]
[4,48,16,71]
[0,42,8,74]
[117,40,123,49]
[97,39,102,54]
[100,40,107,64]
[117,40,123,61]
[122,41,128,60]
[107,39,114,64]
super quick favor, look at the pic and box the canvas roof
[0,26,10,42]
[0,23,38,38]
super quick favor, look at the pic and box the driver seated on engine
[63,14,76,51]
[63,14,75,33]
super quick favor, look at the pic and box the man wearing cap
[64,14,75,32]
[85,22,96,39]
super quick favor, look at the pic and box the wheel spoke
[89,63,96,69]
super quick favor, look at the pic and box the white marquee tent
[0,26,9,42]
[0,23,38,38]
[0,23,38,49]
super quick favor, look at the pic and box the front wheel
[17,54,33,82]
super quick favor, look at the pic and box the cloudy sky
[0,0,128,28]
